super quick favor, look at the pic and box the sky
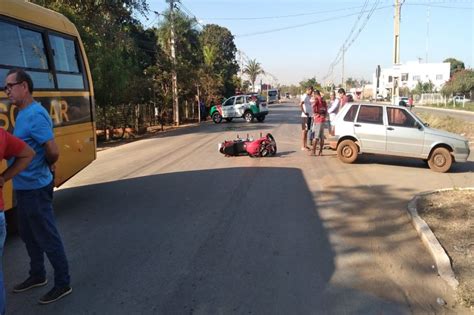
[141,0,474,86]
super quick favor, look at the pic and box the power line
[235,4,392,38]
[323,0,381,82]
[201,4,371,21]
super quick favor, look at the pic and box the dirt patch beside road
[417,190,474,310]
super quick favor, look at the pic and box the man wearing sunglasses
[4,69,72,304]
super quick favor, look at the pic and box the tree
[244,59,265,92]
[413,80,435,95]
[443,58,465,78]
[441,69,474,97]
[345,77,356,89]
[299,77,322,92]
[200,24,239,97]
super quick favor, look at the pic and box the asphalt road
[4,101,473,314]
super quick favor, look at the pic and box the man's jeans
[0,211,6,315]
[16,181,70,287]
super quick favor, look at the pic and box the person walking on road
[311,90,328,156]
[0,127,34,315]
[300,86,314,151]
[4,69,72,305]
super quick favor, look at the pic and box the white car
[331,103,470,172]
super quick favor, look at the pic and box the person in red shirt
[0,128,34,315]
[311,90,328,156]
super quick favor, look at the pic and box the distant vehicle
[376,95,384,101]
[266,89,279,104]
[453,95,466,103]
[209,94,268,123]
[331,102,470,172]
[285,92,291,99]
[399,96,409,106]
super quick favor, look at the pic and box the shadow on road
[5,167,336,314]
[356,154,474,173]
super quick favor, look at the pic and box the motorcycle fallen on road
[218,133,277,157]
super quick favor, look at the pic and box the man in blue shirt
[4,69,72,304]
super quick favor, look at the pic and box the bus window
[49,34,85,89]
[0,20,54,89]
[1,0,97,199]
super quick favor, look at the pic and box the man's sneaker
[13,277,48,293]
[38,286,72,304]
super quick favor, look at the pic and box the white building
[372,61,450,98]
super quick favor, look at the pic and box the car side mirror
[415,121,423,130]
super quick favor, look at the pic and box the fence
[96,101,201,141]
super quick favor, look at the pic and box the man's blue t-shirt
[12,101,54,190]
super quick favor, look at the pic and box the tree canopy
[443,58,465,78]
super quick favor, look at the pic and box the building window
[436,74,443,80]
[388,76,393,83]
[413,75,420,81]
[401,73,408,81]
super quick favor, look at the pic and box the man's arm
[44,139,59,166]
[0,145,35,186]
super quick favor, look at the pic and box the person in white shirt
[327,91,340,136]
[300,86,314,150]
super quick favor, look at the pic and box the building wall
[372,61,450,97]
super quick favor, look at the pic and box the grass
[416,112,474,140]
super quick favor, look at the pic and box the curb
[407,187,474,289]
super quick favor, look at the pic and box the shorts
[301,116,312,131]
[312,122,325,140]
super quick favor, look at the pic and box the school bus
[0,0,96,210]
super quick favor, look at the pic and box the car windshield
[407,110,427,126]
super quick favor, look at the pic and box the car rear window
[357,105,383,125]
[344,105,358,122]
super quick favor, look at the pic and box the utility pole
[425,7,430,63]
[167,0,179,126]
[342,44,345,89]
[393,0,401,105]
[196,84,201,123]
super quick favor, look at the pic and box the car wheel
[225,118,233,122]
[256,116,265,122]
[428,147,452,173]
[337,140,358,163]
[244,111,254,123]
[212,112,222,124]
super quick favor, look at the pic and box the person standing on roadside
[4,69,72,305]
[338,88,348,109]
[408,96,414,110]
[0,126,35,315]
[300,86,314,151]
[327,91,340,136]
[311,90,328,156]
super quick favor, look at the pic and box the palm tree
[244,59,265,92]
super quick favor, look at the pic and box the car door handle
[354,124,361,127]
[387,127,394,131]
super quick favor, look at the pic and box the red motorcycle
[218,133,277,157]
